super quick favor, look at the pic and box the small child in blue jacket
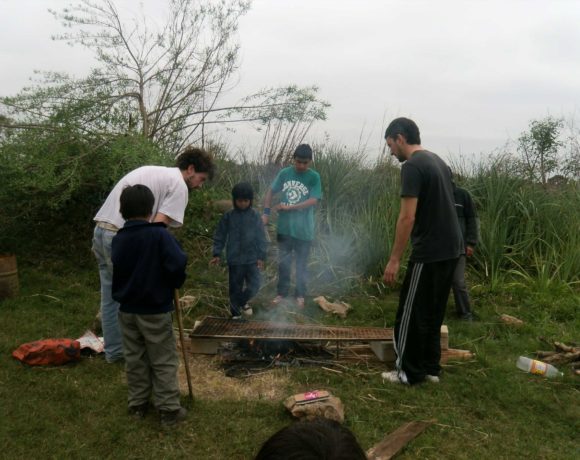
[111,184,188,427]
[210,182,267,318]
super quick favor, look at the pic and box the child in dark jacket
[111,184,188,427]
[210,182,267,318]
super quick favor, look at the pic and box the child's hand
[209,256,220,266]
[257,260,264,270]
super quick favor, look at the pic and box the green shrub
[0,131,168,260]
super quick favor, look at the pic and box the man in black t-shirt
[382,117,462,385]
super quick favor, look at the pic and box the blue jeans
[92,225,124,362]
[228,263,261,316]
[277,234,312,298]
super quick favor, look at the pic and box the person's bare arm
[383,197,417,285]
[261,189,274,225]
[275,197,318,211]
[153,213,172,225]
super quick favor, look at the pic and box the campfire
[218,338,336,377]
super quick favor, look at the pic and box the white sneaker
[242,305,253,317]
[382,370,401,384]
[425,375,440,383]
[381,370,410,385]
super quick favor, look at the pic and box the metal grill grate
[190,316,393,341]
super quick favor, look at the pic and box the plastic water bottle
[516,356,563,377]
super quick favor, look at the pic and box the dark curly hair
[175,146,216,180]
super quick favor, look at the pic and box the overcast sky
[2,0,579,162]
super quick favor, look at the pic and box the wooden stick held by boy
[174,288,194,402]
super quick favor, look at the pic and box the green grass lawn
[1,257,578,459]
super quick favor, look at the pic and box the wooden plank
[440,325,449,350]
[441,348,474,361]
[331,344,474,364]
[367,420,433,460]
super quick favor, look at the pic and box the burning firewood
[313,296,352,319]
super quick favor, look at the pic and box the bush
[0,131,169,261]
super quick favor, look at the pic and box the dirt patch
[177,353,291,401]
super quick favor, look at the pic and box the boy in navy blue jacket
[210,182,267,318]
[112,184,188,427]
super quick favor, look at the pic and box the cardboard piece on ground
[313,296,352,319]
[284,391,344,423]
[367,420,433,460]
[76,330,104,353]
[179,295,196,309]
[293,390,330,405]
[500,314,524,326]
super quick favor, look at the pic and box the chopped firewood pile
[536,341,580,375]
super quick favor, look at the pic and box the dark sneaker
[128,403,149,419]
[160,407,188,427]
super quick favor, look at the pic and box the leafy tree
[562,122,580,181]
[517,117,563,186]
[0,0,328,153]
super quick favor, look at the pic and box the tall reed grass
[210,145,580,294]
[459,155,579,291]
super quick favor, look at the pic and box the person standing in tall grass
[262,144,322,310]
[452,182,479,321]
[382,118,462,385]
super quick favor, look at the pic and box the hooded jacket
[212,206,268,265]
[112,220,187,313]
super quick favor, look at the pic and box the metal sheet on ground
[190,316,393,341]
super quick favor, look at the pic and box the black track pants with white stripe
[394,258,458,384]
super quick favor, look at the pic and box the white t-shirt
[94,166,188,228]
